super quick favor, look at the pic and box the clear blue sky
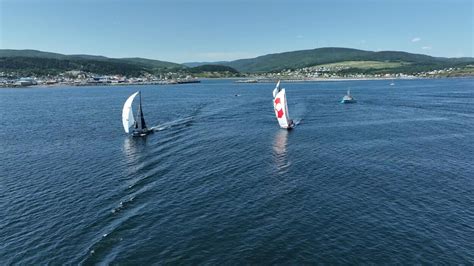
[1,0,472,63]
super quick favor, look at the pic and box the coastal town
[0,70,200,87]
[238,66,466,82]
[0,65,469,88]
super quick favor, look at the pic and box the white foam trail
[150,116,194,131]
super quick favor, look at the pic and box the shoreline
[222,76,474,83]
[1,75,472,89]
[0,79,200,89]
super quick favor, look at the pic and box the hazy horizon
[2,46,474,65]
[1,0,472,63]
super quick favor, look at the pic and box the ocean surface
[1,78,473,264]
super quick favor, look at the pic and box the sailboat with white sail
[122,91,153,137]
[272,80,294,129]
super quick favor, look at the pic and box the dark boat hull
[283,120,295,130]
[341,99,357,104]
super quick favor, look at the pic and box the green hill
[0,49,185,76]
[188,65,240,78]
[0,49,68,59]
[1,48,473,76]
[314,61,408,70]
[189,64,238,73]
[221,47,474,73]
[118,57,183,69]
[0,57,148,76]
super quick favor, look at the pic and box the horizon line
[1,46,472,64]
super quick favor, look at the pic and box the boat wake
[149,116,194,132]
[293,119,302,126]
[81,203,147,265]
[148,102,206,132]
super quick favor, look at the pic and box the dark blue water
[1,78,473,264]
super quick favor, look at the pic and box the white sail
[122,91,139,133]
[273,88,292,128]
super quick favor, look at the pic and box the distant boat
[273,80,294,129]
[122,91,153,137]
[341,89,357,104]
[390,82,395,86]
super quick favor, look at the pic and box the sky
[0,0,472,63]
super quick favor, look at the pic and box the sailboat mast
[139,91,142,119]
[136,91,147,130]
[135,91,142,129]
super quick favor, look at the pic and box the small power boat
[341,89,357,104]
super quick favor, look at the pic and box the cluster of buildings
[0,71,199,87]
[1,66,469,87]
[245,67,464,81]
[416,68,460,77]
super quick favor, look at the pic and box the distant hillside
[188,64,240,78]
[189,65,238,73]
[1,48,473,76]
[217,47,474,73]
[0,49,185,76]
[0,57,148,76]
[183,61,230,68]
[118,57,183,69]
[0,49,67,59]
